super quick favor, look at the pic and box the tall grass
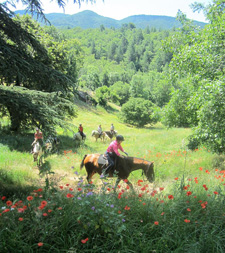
[0,103,224,252]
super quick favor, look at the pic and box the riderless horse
[80,153,154,190]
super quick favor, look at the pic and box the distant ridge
[14,10,206,29]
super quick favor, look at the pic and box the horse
[73,132,86,142]
[80,153,155,190]
[104,130,117,140]
[91,130,108,142]
[45,136,60,153]
[32,140,43,166]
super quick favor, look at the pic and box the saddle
[98,154,108,165]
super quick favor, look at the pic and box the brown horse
[80,154,155,190]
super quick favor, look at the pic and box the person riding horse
[110,123,115,135]
[98,125,103,138]
[101,135,128,177]
[78,124,86,140]
[31,128,43,152]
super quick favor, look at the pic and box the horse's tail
[80,154,87,170]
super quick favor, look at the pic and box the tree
[120,97,157,127]
[0,0,91,132]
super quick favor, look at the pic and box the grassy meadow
[0,102,225,252]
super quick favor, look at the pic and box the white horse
[91,130,108,142]
[32,140,43,166]
[73,132,86,142]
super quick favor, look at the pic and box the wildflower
[183,186,188,190]
[154,221,159,225]
[124,205,130,210]
[187,208,191,212]
[86,192,93,197]
[91,206,95,211]
[184,219,190,223]
[199,167,203,171]
[58,207,62,210]
[186,191,192,196]
[43,213,48,217]
[2,209,10,213]
[66,184,69,186]
[122,219,126,222]
[143,203,146,205]
[214,191,218,195]
[81,238,89,244]
[37,188,43,192]
[107,188,111,191]
[27,196,33,201]
[110,205,114,208]
[174,177,178,180]
[38,242,43,247]
[168,195,174,200]
[66,193,74,198]
[161,212,165,216]
[59,186,63,189]
[17,208,25,213]
[126,185,130,190]
[41,201,47,206]
[78,188,82,191]
[159,187,164,191]
[124,179,128,183]
[69,188,73,191]
[74,171,78,175]
[1,196,6,200]
[48,209,52,213]
[18,217,23,221]
[6,201,13,206]
[118,210,121,214]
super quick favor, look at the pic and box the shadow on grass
[0,131,91,154]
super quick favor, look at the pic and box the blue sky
[6,0,212,22]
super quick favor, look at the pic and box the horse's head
[145,162,155,183]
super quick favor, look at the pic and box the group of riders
[31,124,128,177]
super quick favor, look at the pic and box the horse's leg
[114,178,121,191]
[126,179,134,191]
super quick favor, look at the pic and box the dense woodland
[0,0,225,153]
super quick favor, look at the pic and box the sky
[6,0,212,22]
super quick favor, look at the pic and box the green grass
[0,102,224,252]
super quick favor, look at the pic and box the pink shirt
[106,140,124,156]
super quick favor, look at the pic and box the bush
[120,97,157,127]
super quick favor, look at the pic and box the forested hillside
[1,0,225,153]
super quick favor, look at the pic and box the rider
[31,127,43,152]
[78,124,85,140]
[110,123,115,135]
[101,135,128,177]
[98,124,103,138]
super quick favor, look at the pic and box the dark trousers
[104,152,116,174]
[79,132,85,139]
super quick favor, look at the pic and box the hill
[14,10,206,29]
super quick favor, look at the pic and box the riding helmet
[116,135,125,141]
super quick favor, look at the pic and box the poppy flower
[27,196,33,201]
[214,191,218,195]
[154,221,159,225]
[18,217,23,221]
[184,219,190,223]
[41,201,47,206]
[187,208,191,212]
[168,195,174,200]
[6,201,13,206]
[186,191,192,196]
[124,205,130,210]
[66,193,74,198]
[124,179,128,183]
[43,213,48,217]
[174,177,178,180]
[81,238,89,244]
[38,242,43,247]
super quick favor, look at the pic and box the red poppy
[186,191,192,196]
[118,210,121,214]
[48,209,52,213]
[37,188,43,192]
[174,177,178,180]
[184,219,190,223]
[78,188,82,191]
[69,188,73,191]
[214,191,218,195]
[27,196,33,201]
[66,184,69,186]
[107,188,111,191]
[43,213,48,217]
[18,217,23,221]
[81,238,89,244]
[159,187,164,191]
[154,221,159,225]
[66,193,74,198]
[59,186,63,189]
[168,195,174,200]
[124,179,128,183]
[124,205,130,210]
[6,201,13,206]
[126,185,130,190]
[41,201,47,206]
[38,242,43,247]
[187,208,191,212]
[58,207,62,210]
[161,212,165,216]
[143,203,146,205]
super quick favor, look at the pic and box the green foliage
[95,86,110,107]
[0,86,76,132]
[120,97,157,127]
[109,81,130,105]
[192,81,225,153]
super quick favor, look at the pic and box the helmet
[36,127,39,131]
[116,135,124,141]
